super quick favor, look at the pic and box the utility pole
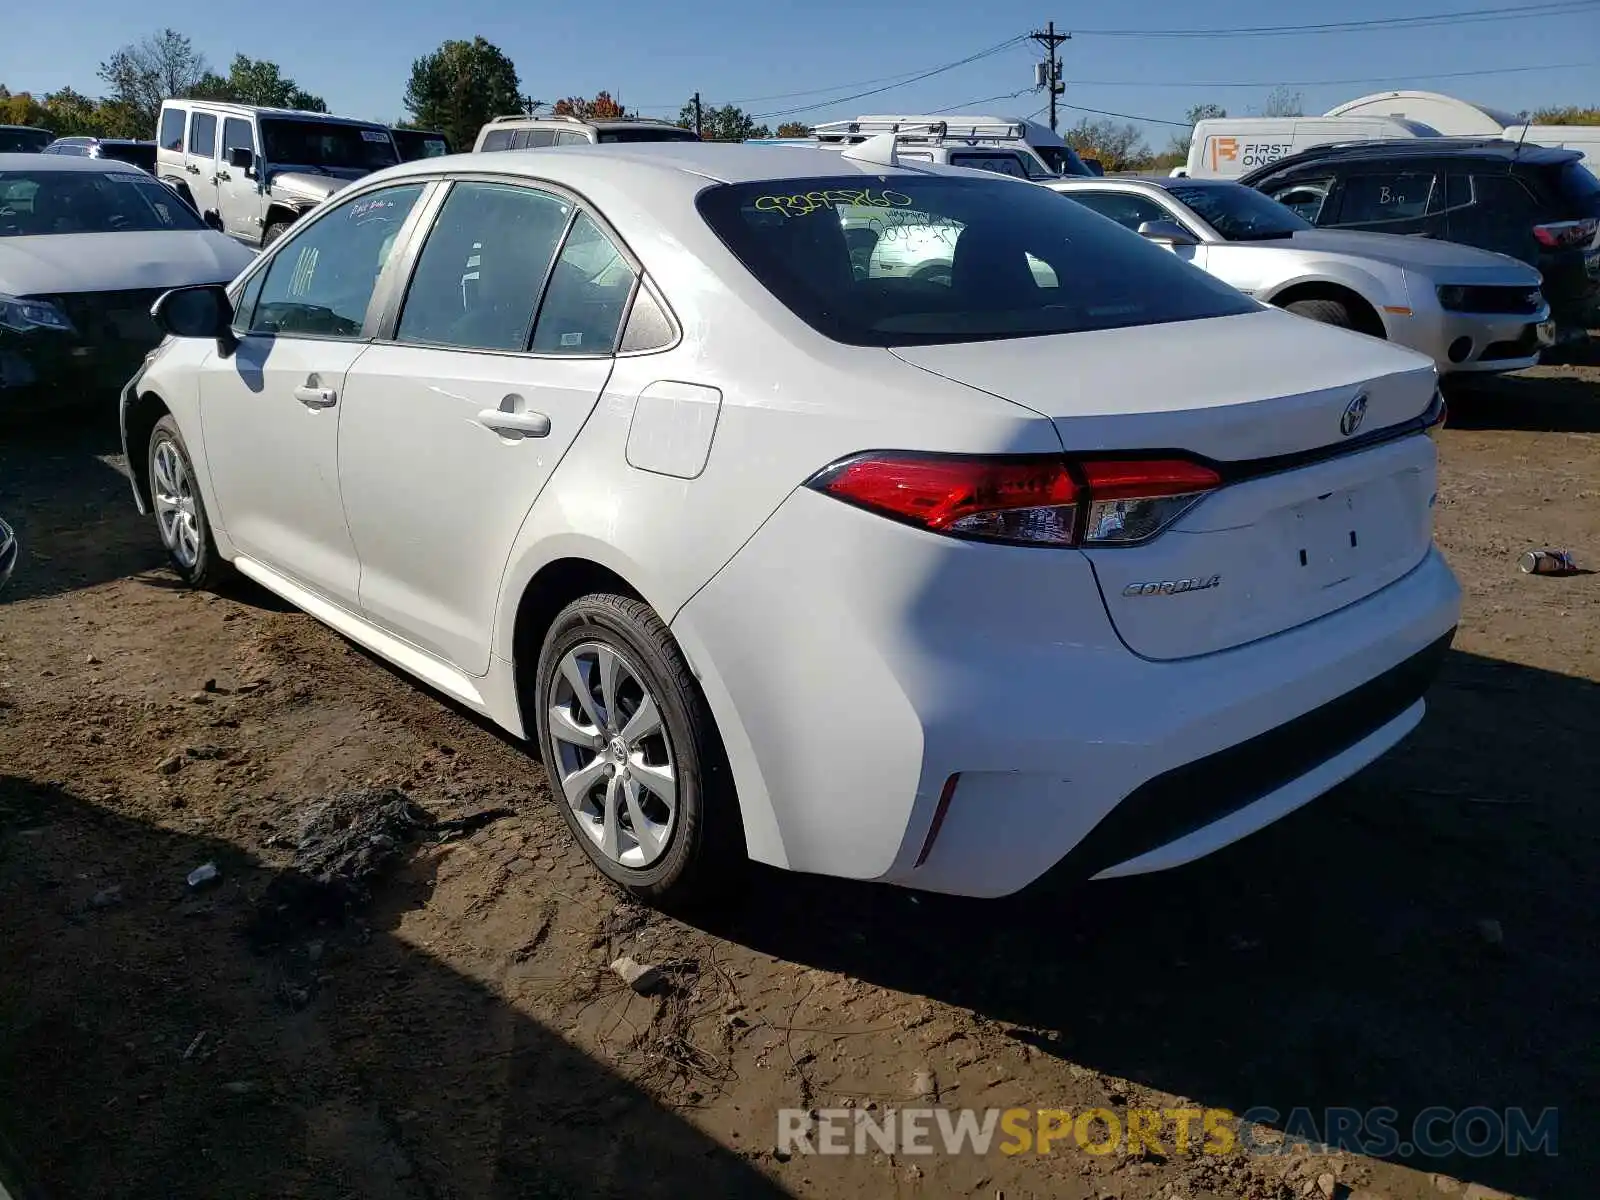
[693,92,703,139]
[1030,21,1069,133]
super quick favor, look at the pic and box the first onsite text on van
[1183,116,1441,179]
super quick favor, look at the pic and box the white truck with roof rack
[810,115,1096,178]
[155,99,400,247]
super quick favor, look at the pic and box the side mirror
[152,285,237,353]
[1137,219,1198,247]
[228,146,256,175]
[1083,157,1105,177]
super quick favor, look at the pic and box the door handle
[293,385,337,408]
[476,408,551,438]
[185,163,201,174]
[215,170,231,182]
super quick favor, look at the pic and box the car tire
[147,415,222,589]
[262,219,292,247]
[533,593,740,905]
[1284,298,1356,329]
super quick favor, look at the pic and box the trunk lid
[891,308,1440,659]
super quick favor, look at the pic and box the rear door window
[159,108,186,153]
[189,113,217,159]
[1331,170,1439,226]
[480,129,513,152]
[397,182,572,352]
[1059,190,1174,233]
[531,211,638,354]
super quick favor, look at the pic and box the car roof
[0,153,150,173]
[376,142,979,187]
[1239,136,1583,182]
[163,100,386,127]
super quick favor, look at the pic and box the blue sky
[3,0,1597,146]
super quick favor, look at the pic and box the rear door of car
[184,109,220,220]
[336,177,638,674]
[216,116,264,242]
[1322,161,1448,239]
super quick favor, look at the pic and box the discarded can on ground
[1519,549,1576,576]
[186,862,221,890]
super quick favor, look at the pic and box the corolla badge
[1340,392,1369,437]
[1122,575,1221,598]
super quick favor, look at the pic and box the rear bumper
[674,486,1463,898]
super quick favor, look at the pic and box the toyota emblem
[1340,392,1369,437]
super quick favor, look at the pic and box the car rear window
[1555,161,1600,216]
[696,174,1255,347]
[98,143,157,172]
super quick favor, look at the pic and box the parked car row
[112,133,1462,905]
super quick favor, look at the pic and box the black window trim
[237,179,440,345]
[366,169,680,361]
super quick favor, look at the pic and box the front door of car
[216,116,266,242]
[337,181,630,675]
[197,182,428,609]
[185,111,220,224]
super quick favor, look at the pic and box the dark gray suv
[1242,139,1600,340]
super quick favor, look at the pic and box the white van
[1183,116,1439,179]
[1501,125,1600,168]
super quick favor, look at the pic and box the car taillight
[1532,217,1598,249]
[806,452,1221,548]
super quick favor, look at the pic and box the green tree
[189,55,325,110]
[774,121,811,138]
[41,87,100,137]
[675,99,769,141]
[1168,101,1226,155]
[404,37,522,156]
[1530,105,1600,124]
[97,28,210,133]
[1065,117,1150,173]
[0,90,50,130]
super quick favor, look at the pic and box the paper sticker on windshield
[361,129,391,143]
[753,188,913,218]
[348,195,400,222]
[560,332,582,347]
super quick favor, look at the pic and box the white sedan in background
[122,144,1459,903]
[1050,176,1553,374]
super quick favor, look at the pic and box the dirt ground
[1,359,1596,1200]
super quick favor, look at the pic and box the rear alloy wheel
[262,219,292,247]
[148,415,221,588]
[534,594,737,903]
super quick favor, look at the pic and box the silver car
[1049,176,1553,374]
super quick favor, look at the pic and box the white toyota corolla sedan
[120,141,1461,902]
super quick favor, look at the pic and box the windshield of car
[0,128,53,153]
[96,143,157,172]
[260,120,399,171]
[0,168,206,236]
[1166,183,1311,241]
[697,174,1255,347]
[596,127,702,144]
[1035,144,1094,178]
[394,130,450,160]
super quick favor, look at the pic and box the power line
[1060,102,1192,128]
[1063,59,1600,88]
[925,88,1034,115]
[750,36,1028,120]
[1073,0,1600,37]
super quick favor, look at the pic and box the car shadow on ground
[0,414,292,612]
[690,648,1597,1200]
[1444,362,1600,433]
[0,776,791,1200]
